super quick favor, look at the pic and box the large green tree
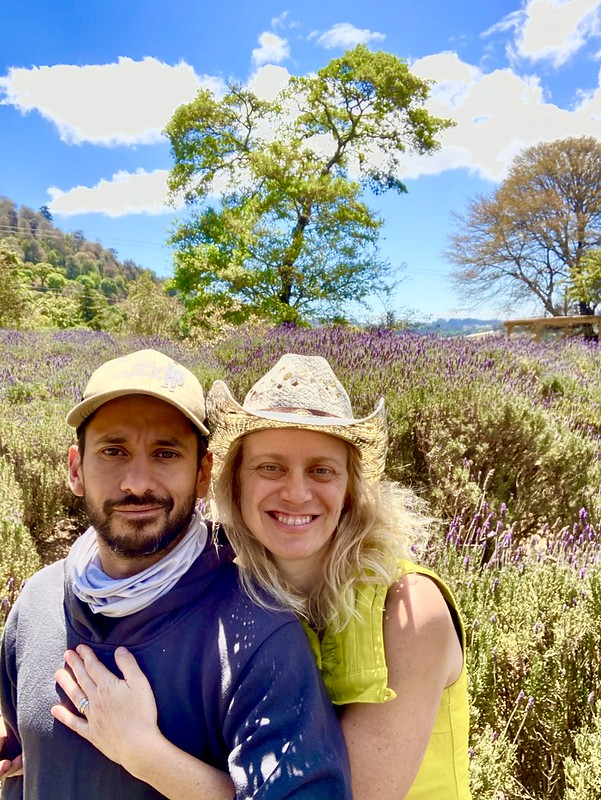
[166,45,453,323]
[447,136,601,316]
[0,243,32,327]
[118,272,184,338]
[569,248,601,313]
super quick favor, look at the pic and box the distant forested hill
[412,317,503,336]
[0,196,152,294]
[0,196,176,332]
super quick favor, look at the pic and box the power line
[0,224,452,275]
[0,224,171,252]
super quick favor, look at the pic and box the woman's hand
[0,716,23,779]
[51,644,235,799]
[51,644,161,777]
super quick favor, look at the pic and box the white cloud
[247,64,291,100]
[573,64,601,115]
[252,33,290,66]
[48,169,177,217]
[15,24,600,220]
[313,22,386,49]
[516,0,601,66]
[0,57,224,146]
[408,52,601,181]
[482,9,524,37]
[271,11,289,29]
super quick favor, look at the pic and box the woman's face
[238,428,349,588]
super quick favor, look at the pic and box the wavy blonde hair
[211,434,431,632]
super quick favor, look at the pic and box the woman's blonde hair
[211,433,430,632]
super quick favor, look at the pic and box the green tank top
[302,559,472,800]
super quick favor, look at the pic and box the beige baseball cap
[66,349,209,435]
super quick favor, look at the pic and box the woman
[53,354,471,799]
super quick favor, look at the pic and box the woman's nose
[279,471,312,504]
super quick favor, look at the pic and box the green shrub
[426,506,601,800]
[0,404,80,540]
[0,456,41,629]
[564,702,601,799]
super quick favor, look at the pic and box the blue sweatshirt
[0,535,351,799]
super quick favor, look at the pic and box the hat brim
[66,390,210,436]
[207,380,388,482]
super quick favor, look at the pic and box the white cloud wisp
[48,169,177,217]
[0,57,223,146]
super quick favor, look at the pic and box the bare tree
[447,136,601,316]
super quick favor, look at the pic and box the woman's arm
[51,645,234,800]
[340,573,463,800]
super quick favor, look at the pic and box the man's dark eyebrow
[91,435,190,449]
[153,438,189,449]
[94,436,127,444]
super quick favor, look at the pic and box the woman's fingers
[54,665,90,712]
[51,668,91,740]
[73,644,119,687]
[50,699,90,738]
[0,753,24,778]
[62,648,100,700]
[114,647,150,689]
[52,645,160,769]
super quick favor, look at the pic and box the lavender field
[1,325,601,799]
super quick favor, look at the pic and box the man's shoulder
[185,546,306,646]
[14,559,64,596]
[2,560,65,639]
[198,553,299,627]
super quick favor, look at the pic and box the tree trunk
[578,300,598,341]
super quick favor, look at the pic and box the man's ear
[196,450,213,499]
[68,445,85,497]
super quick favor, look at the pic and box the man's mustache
[103,494,172,511]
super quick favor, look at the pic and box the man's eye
[157,451,179,459]
[102,447,124,457]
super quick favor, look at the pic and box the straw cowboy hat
[207,353,388,481]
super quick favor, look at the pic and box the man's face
[68,395,212,577]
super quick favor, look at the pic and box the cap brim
[66,390,210,436]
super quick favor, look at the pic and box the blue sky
[1,0,600,321]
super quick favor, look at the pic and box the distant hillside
[0,196,154,297]
[412,317,503,336]
[0,196,172,332]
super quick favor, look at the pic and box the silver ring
[77,696,90,715]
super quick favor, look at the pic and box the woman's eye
[258,464,282,474]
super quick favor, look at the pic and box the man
[0,349,351,799]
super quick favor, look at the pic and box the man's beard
[84,491,197,559]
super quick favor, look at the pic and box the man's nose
[119,456,157,495]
